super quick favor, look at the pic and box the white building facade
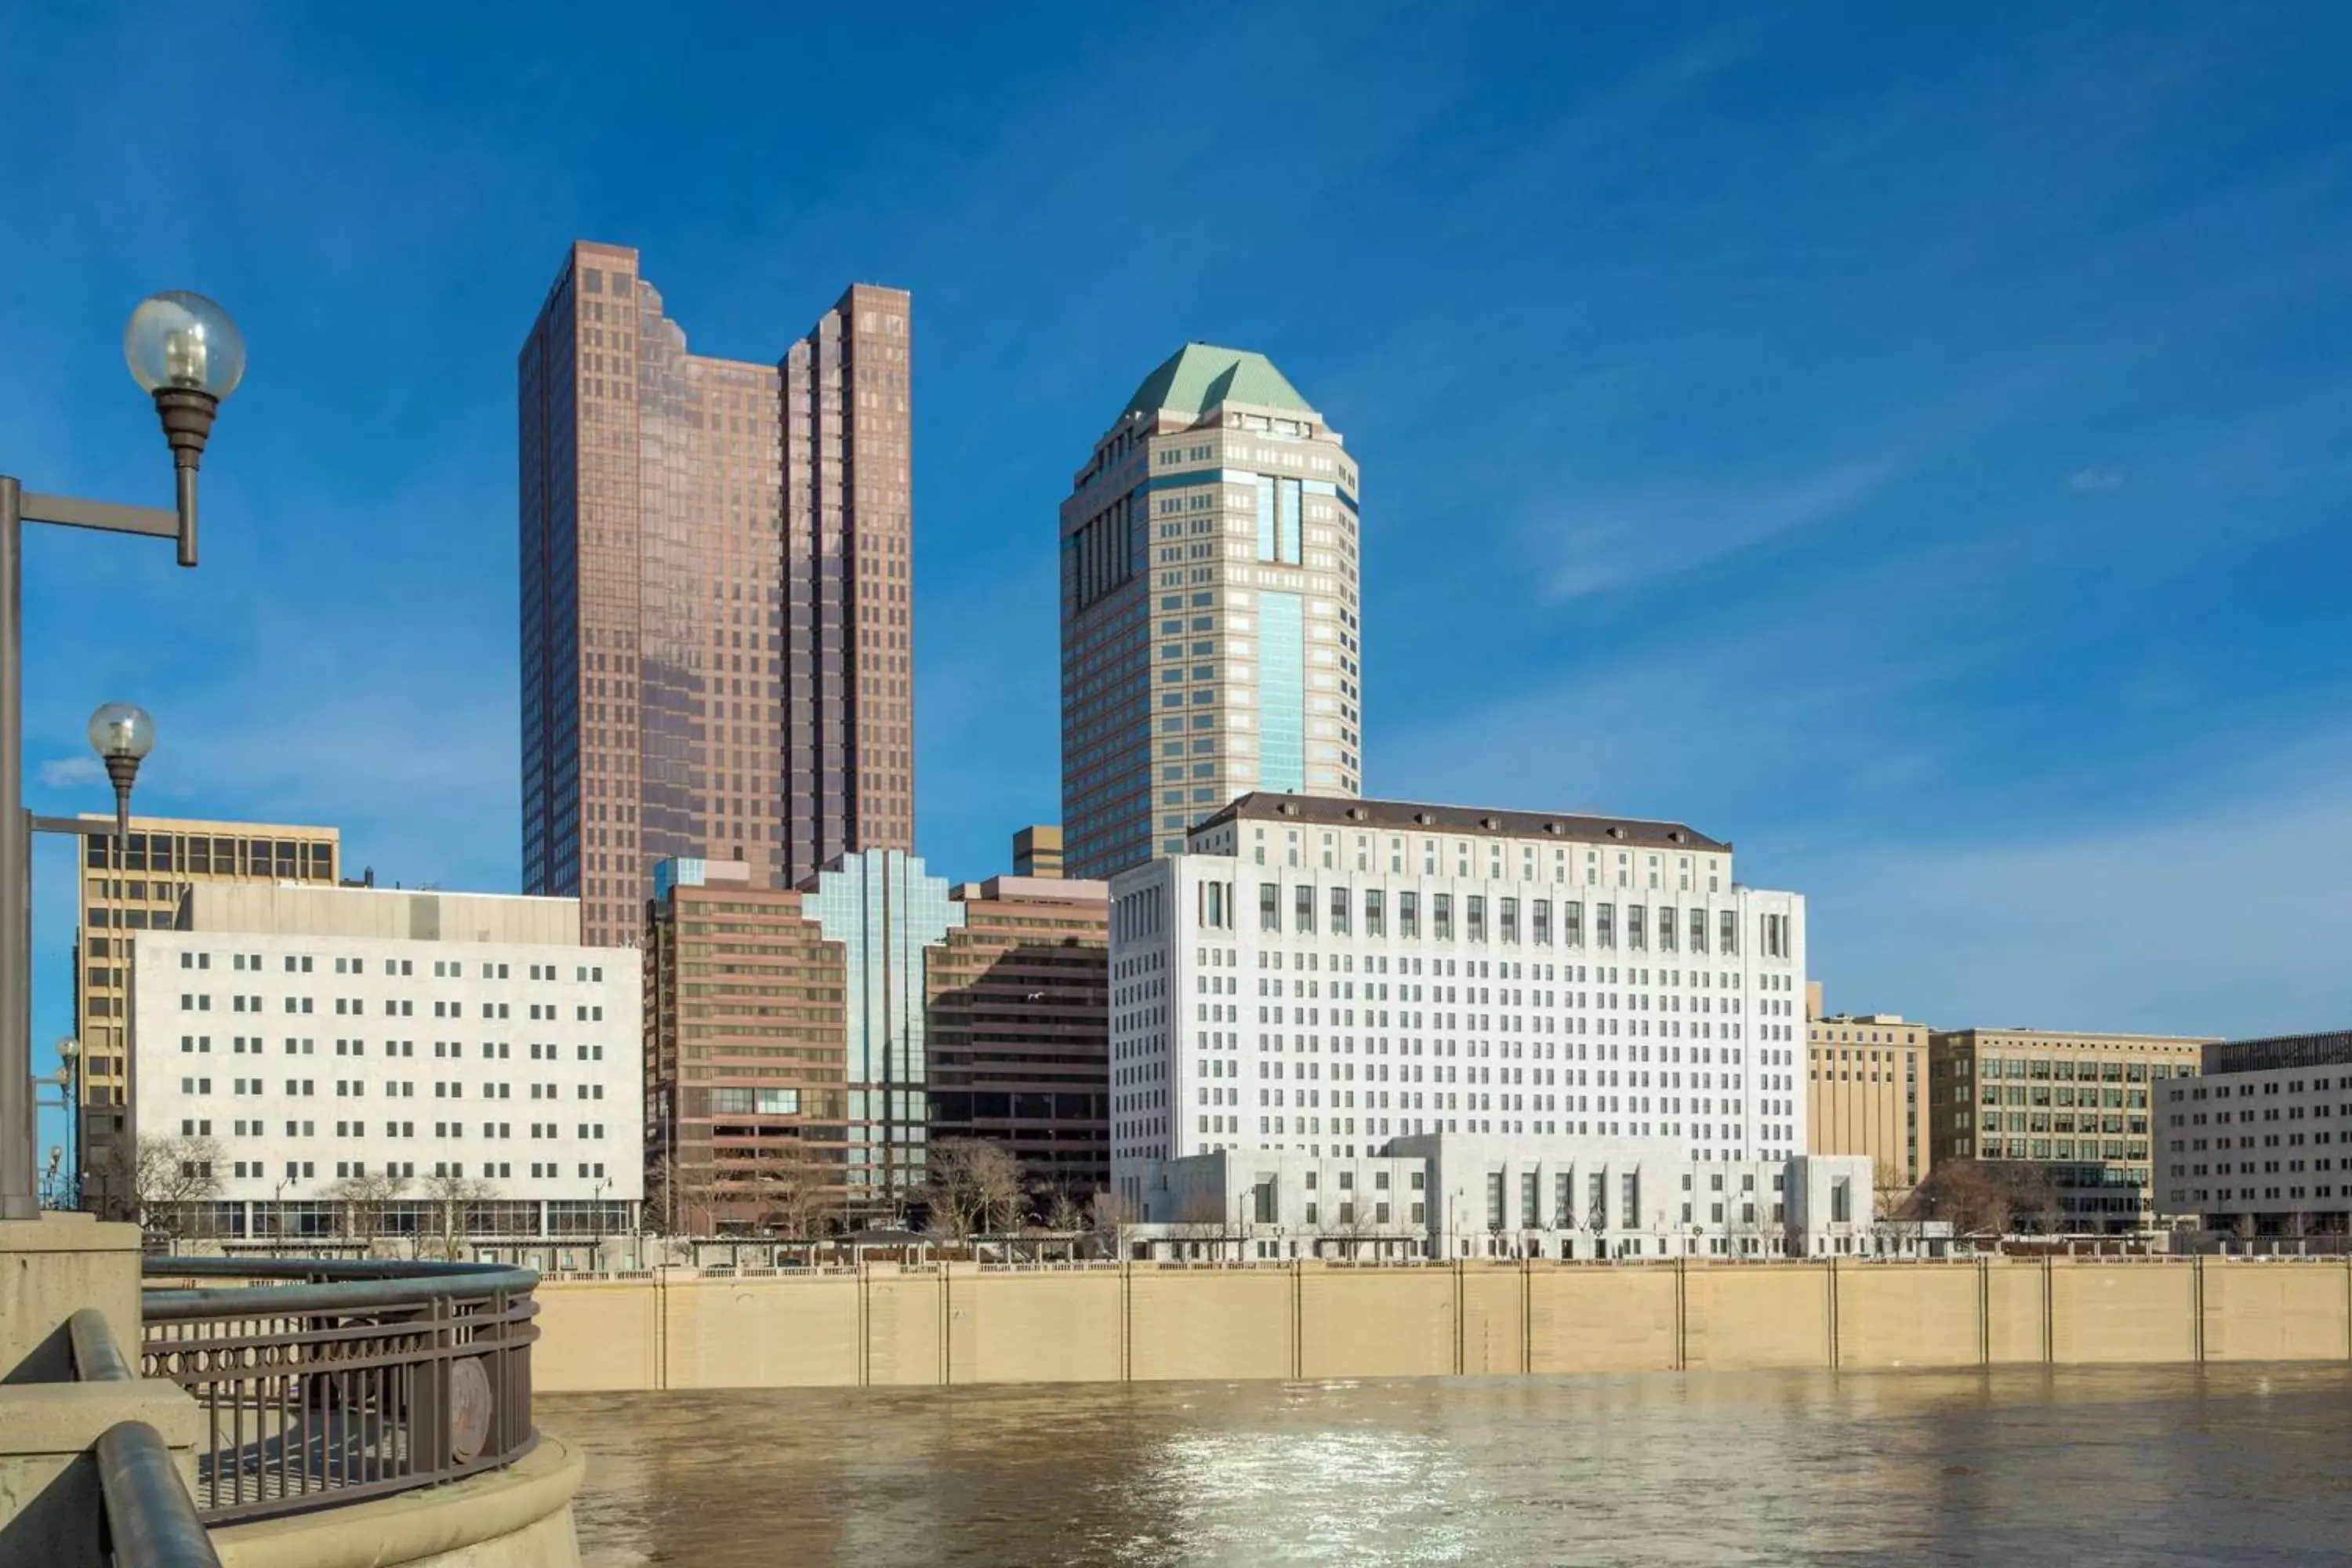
[1109,796,1809,1214]
[2158,1030,2352,1235]
[1125,1138,1884,1262]
[130,886,642,1241]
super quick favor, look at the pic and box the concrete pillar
[0,1213,143,1384]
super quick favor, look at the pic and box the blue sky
[3,4,2348,1133]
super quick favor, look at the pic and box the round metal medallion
[448,1356,494,1461]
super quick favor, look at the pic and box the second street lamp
[86,702,155,840]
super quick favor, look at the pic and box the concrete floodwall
[530,1258,2352,1394]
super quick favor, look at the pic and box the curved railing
[140,1257,540,1525]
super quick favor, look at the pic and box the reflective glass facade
[804,851,963,1207]
[1258,590,1305,793]
[519,244,912,947]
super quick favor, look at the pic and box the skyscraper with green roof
[1059,343,1363,880]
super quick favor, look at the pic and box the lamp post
[0,292,239,1221]
[56,1036,79,1203]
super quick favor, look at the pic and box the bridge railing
[140,1256,539,1525]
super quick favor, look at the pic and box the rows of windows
[1221,884,1761,957]
[176,952,604,983]
[178,1114,609,1143]
[172,1034,604,1063]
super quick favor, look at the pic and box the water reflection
[549,1365,2352,1565]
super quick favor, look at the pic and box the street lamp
[56,1036,79,1204]
[0,291,239,1221]
[86,703,156,840]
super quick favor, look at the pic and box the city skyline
[7,5,2351,1102]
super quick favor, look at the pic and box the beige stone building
[1059,345,1363,881]
[1929,1026,2210,1232]
[1806,996,1927,1196]
[75,814,339,1200]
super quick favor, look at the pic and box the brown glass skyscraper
[520,242,911,945]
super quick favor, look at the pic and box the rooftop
[1123,343,1316,423]
[1192,793,1730,854]
[2202,1029,2352,1076]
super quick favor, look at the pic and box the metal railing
[140,1257,539,1525]
[70,1308,223,1568]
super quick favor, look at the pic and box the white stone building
[1123,1136,1882,1262]
[129,884,641,1241]
[1109,795,1809,1214]
[2158,1029,2352,1236]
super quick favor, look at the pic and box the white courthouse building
[1125,1137,1882,1262]
[131,884,642,1241]
[1108,794,1811,1217]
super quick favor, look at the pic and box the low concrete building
[1928,1026,2209,1232]
[1121,1134,1889,1261]
[2158,1029,2352,1236]
[131,885,643,1242]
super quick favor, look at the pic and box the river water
[546,1365,2352,1565]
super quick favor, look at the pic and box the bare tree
[1996,1163,2063,1236]
[419,1173,497,1261]
[924,1139,1022,1239]
[106,1134,223,1248]
[1040,1186,1090,1234]
[1322,1185,1396,1261]
[1089,1188,1138,1250]
[752,1157,833,1240]
[648,1154,713,1236]
[322,1169,411,1251]
[1911,1160,2011,1240]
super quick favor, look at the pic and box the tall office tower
[76,815,339,1203]
[519,242,911,946]
[780,286,915,884]
[1059,345,1363,883]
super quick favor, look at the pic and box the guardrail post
[411,1294,451,1483]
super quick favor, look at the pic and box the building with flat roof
[1107,793,1809,1214]
[2158,1029,2352,1235]
[642,861,848,1233]
[1011,825,1064,879]
[645,844,1113,1232]
[1123,1135,1887,1263]
[76,814,339,1206]
[519,241,913,946]
[1928,1026,2209,1233]
[128,884,641,1242]
[1060,345,1363,881]
[1806,996,1928,1196]
[928,869,1109,1200]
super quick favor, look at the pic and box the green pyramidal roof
[1123,343,1316,421]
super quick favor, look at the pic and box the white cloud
[1531,459,1900,601]
[1798,764,2352,1036]
[37,757,103,788]
[2068,467,2125,491]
